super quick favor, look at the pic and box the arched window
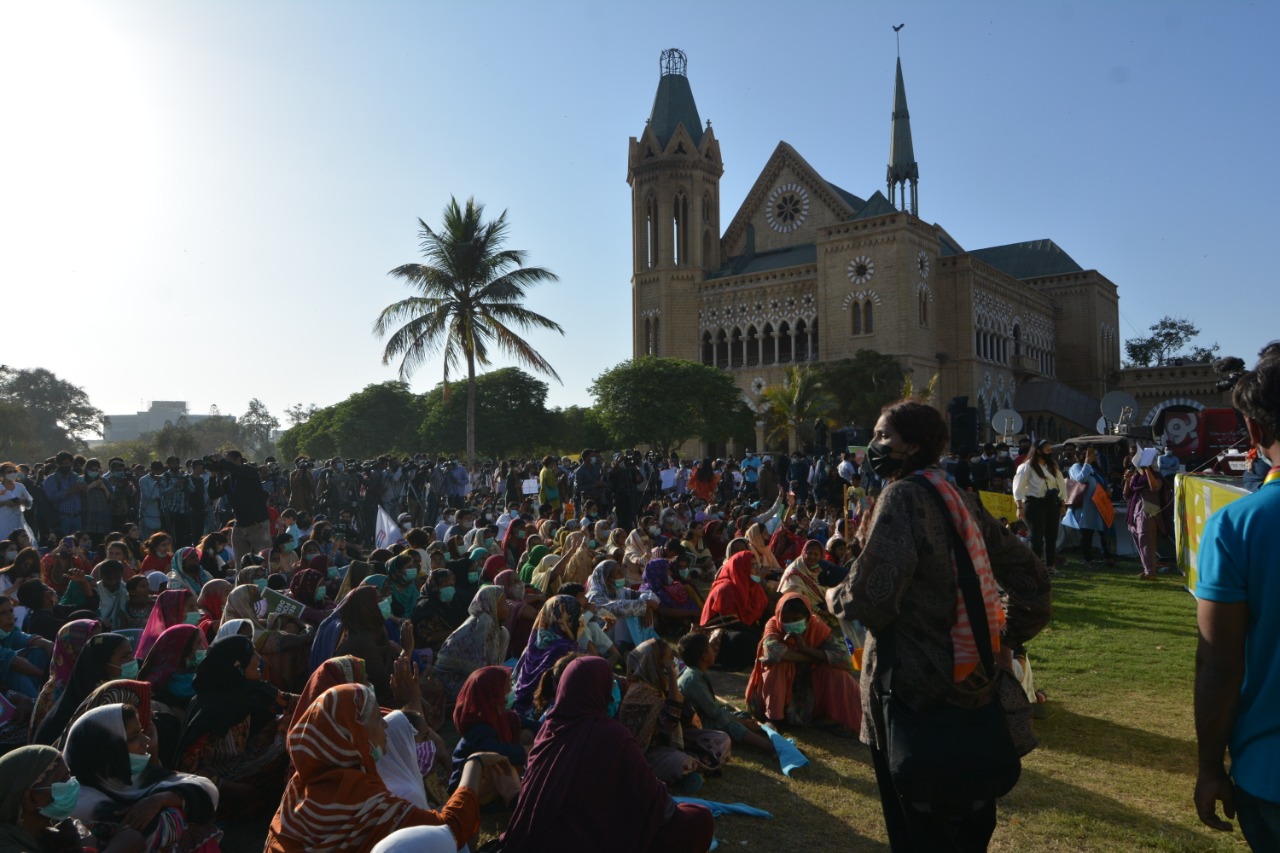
[919,292,928,326]
[810,321,819,359]
[642,318,652,355]
[715,329,728,368]
[730,327,744,368]
[762,323,776,364]
[778,322,793,363]
[795,319,809,361]
[864,301,874,333]
[645,196,658,269]
[975,329,981,356]
[746,325,760,366]
[701,331,713,365]
[852,304,862,335]
[672,194,688,266]
[652,317,660,357]
[1013,324,1021,357]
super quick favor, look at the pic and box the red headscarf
[138,624,205,693]
[500,521,528,566]
[290,654,368,728]
[745,592,833,713]
[703,520,727,565]
[135,589,191,661]
[700,550,768,627]
[289,568,324,605]
[483,553,508,583]
[453,665,518,744]
[500,657,670,853]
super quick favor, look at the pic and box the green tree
[0,366,103,454]
[0,401,41,459]
[816,350,904,428]
[544,405,613,456]
[373,197,564,466]
[589,357,747,454]
[240,398,280,460]
[278,382,423,460]
[760,365,834,450]
[154,418,199,460]
[1124,316,1220,367]
[419,368,553,459]
[283,403,320,426]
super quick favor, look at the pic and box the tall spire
[886,55,919,215]
[647,48,704,149]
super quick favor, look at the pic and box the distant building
[103,401,217,442]
[628,49,1122,452]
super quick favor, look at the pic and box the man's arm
[1194,598,1248,832]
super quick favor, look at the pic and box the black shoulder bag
[876,476,1021,805]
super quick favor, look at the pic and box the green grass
[479,559,1248,851]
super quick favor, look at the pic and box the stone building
[628,49,1122,451]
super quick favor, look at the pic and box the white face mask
[3,473,17,482]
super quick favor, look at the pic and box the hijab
[435,586,507,678]
[176,634,280,760]
[499,657,669,853]
[453,665,517,744]
[138,624,204,695]
[518,545,550,585]
[745,593,836,714]
[197,578,233,622]
[97,573,132,630]
[215,618,255,643]
[700,550,768,627]
[135,588,192,661]
[167,547,210,595]
[221,585,263,633]
[482,553,507,583]
[377,710,429,811]
[29,618,102,737]
[512,596,580,714]
[746,523,781,570]
[0,745,62,853]
[291,654,368,729]
[289,568,324,606]
[34,632,131,746]
[55,679,153,750]
[640,558,689,608]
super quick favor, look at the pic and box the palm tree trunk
[465,349,477,467]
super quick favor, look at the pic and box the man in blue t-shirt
[1194,351,1280,848]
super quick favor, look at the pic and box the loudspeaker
[950,406,978,453]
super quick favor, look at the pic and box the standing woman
[1123,448,1165,581]
[1012,439,1067,569]
[1063,447,1115,566]
[829,400,1051,850]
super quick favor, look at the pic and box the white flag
[375,506,405,550]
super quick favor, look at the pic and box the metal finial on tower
[893,23,905,57]
[660,48,688,77]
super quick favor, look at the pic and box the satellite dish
[991,408,1023,437]
[1100,391,1139,425]
[1096,416,1109,434]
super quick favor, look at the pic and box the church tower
[886,57,919,215]
[628,48,723,361]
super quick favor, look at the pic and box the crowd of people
[13,372,1277,850]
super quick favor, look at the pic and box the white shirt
[837,459,857,483]
[0,482,32,535]
[1012,461,1068,502]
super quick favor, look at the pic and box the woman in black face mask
[828,400,1052,852]
[1011,439,1068,569]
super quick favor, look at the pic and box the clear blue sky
[2,0,1274,427]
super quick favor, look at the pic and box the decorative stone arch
[841,289,882,311]
[1142,397,1206,427]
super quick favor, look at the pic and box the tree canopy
[589,357,749,453]
[815,350,904,428]
[418,367,554,459]
[0,366,104,456]
[278,382,425,461]
[1124,316,1220,368]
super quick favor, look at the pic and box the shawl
[291,654,368,728]
[335,559,373,602]
[216,618,254,642]
[221,585,263,633]
[703,520,727,564]
[28,618,101,738]
[482,553,507,583]
[745,593,833,713]
[528,553,561,593]
[777,551,825,613]
[64,703,218,821]
[0,745,61,853]
[435,587,507,677]
[517,545,550,585]
[768,524,806,567]
[34,632,131,745]
[500,657,669,853]
[919,469,1005,682]
[136,588,192,661]
[499,521,528,568]
[700,551,768,626]
[265,683,478,853]
[453,665,518,744]
[97,576,132,630]
[167,548,211,596]
[177,635,281,760]
[746,524,781,571]
[197,578,233,623]
[377,710,430,811]
[306,592,353,675]
[385,555,420,618]
[59,679,153,747]
[138,624,203,694]
[361,574,389,593]
[410,569,458,637]
[512,595,580,713]
[289,568,324,605]
[618,638,676,751]
[640,558,690,608]
[622,530,651,575]
[333,586,393,701]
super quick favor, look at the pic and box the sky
[2,0,1275,430]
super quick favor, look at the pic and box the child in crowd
[676,631,774,754]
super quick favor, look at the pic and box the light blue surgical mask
[184,612,202,625]
[378,598,392,619]
[193,649,207,665]
[120,659,140,680]
[506,690,517,710]
[750,574,762,584]
[606,680,622,718]
[613,578,625,589]
[371,745,384,763]
[404,568,418,581]
[0,628,9,642]
[38,777,81,820]
[255,579,268,591]
[439,586,457,603]
[783,619,808,635]
[168,672,196,698]
[327,566,340,579]
[128,752,151,776]
[468,571,481,584]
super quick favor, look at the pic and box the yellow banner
[1175,473,1249,595]
[979,490,1018,523]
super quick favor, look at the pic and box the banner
[521,478,539,496]
[1175,474,1249,596]
[262,587,305,619]
[659,468,677,491]
[375,506,406,550]
[979,490,1018,523]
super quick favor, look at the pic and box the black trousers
[871,743,997,852]
[1078,528,1112,562]
[1024,495,1061,566]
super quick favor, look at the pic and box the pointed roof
[970,239,1083,279]
[852,190,898,220]
[887,57,918,184]
[648,52,704,149]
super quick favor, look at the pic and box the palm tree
[373,197,563,464]
[760,365,834,452]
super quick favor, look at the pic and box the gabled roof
[826,182,865,210]
[851,190,897,220]
[648,72,703,149]
[1014,380,1100,432]
[705,243,817,281]
[970,239,1083,280]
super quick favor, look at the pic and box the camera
[1213,356,1247,392]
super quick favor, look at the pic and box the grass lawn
[477,558,1247,851]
